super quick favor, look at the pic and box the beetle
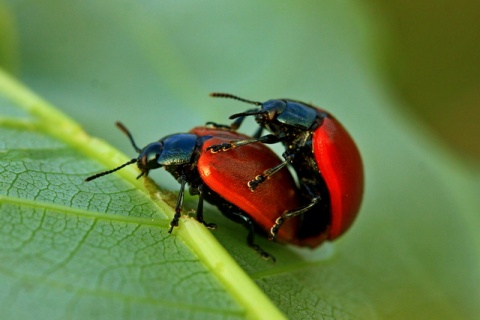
[207,93,364,243]
[85,122,309,261]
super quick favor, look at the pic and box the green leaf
[2,1,480,319]
[0,70,285,319]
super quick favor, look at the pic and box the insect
[207,93,364,243]
[85,122,306,261]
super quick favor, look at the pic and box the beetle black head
[85,122,163,182]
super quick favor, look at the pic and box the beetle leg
[248,160,288,191]
[224,210,275,262]
[229,114,245,131]
[229,108,259,130]
[194,184,217,230]
[248,152,295,191]
[206,134,280,153]
[270,197,320,240]
[169,175,187,233]
[252,126,264,138]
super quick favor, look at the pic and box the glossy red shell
[312,113,364,240]
[190,127,302,243]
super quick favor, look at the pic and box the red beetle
[86,123,305,261]
[208,93,364,243]
[190,126,303,248]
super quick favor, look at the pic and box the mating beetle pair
[85,94,364,261]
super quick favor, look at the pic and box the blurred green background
[370,0,480,163]
[1,0,479,319]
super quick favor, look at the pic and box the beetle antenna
[85,158,137,181]
[210,93,262,106]
[116,122,142,153]
[229,110,265,119]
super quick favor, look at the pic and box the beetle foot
[168,218,179,233]
[203,222,217,230]
[269,217,284,240]
[253,245,276,263]
[206,143,233,153]
[194,216,217,230]
[248,175,266,191]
